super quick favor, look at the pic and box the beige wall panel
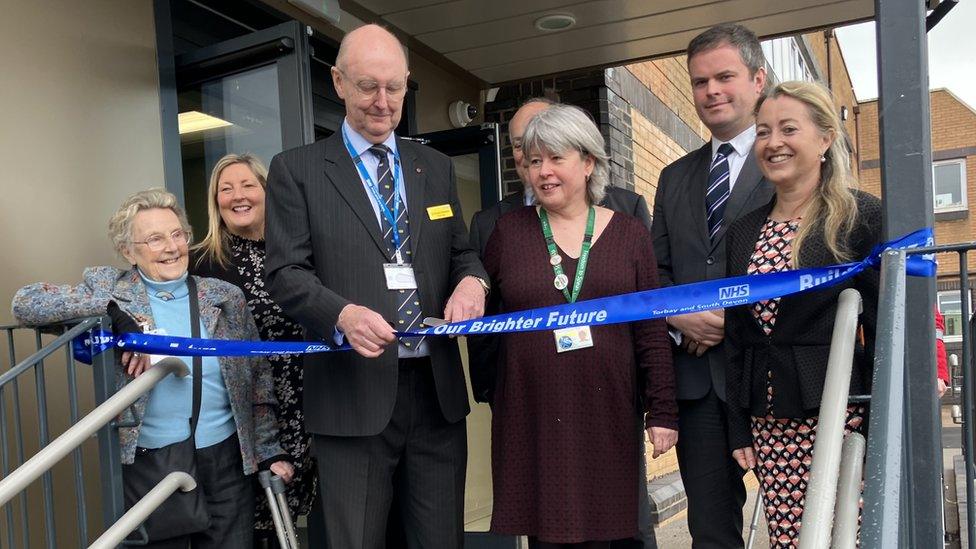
[0,1,163,545]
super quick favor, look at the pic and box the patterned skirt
[751,405,865,548]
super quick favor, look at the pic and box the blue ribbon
[72,229,935,363]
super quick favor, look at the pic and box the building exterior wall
[0,0,164,544]
[804,30,860,163]
[857,90,976,278]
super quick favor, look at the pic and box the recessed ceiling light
[178,111,233,135]
[534,13,576,32]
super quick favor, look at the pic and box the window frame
[932,158,967,213]
[938,289,972,343]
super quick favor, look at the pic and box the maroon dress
[483,206,677,543]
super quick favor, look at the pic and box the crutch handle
[270,475,287,494]
[258,470,273,489]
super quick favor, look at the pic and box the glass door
[174,20,314,234]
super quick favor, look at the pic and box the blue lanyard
[341,126,406,262]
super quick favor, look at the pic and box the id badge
[384,263,418,290]
[553,325,594,353]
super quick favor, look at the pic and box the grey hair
[687,23,765,76]
[520,104,610,205]
[108,188,191,258]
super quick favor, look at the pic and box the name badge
[384,263,418,290]
[553,325,594,353]
[427,204,453,220]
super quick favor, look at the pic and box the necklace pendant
[549,254,562,266]
[553,273,569,290]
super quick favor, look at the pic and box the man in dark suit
[651,24,774,548]
[468,97,658,548]
[264,24,488,549]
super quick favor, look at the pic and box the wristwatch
[472,276,490,296]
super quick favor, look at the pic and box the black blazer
[724,190,882,450]
[466,186,653,403]
[264,131,487,436]
[651,142,774,401]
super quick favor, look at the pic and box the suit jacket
[264,131,487,437]
[723,190,882,450]
[467,185,653,403]
[651,142,774,401]
[11,266,283,474]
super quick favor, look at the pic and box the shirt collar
[342,119,398,159]
[138,269,189,300]
[711,124,756,159]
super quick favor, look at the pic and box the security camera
[449,101,478,128]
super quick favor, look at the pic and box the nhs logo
[719,284,750,300]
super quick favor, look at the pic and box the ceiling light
[534,13,576,32]
[178,111,233,135]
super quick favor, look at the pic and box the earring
[819,153,826,163]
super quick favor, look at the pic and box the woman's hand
[270,460,295,483]
[646,426,678,458]
[732,446,757,470]
[122,351,152,377]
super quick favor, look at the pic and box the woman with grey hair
[12,188,292,548]
[480,104,678,547]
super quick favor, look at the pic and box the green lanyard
[539,206,595,303]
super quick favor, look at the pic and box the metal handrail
[796,288,863,549]
[87,471,196,549]
[0,318,100,387]
[832,432,867,549]
[862,249,908,547]
[0,357,189,507]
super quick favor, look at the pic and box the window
[933,159,967,212]
[938,290,972,342]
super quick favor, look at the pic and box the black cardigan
[724,190,882,450]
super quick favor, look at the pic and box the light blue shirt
[340,119,429,358]
[136,272,236,450]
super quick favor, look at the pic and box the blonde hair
[756,81,859,265]
[193,153,268,269]
[108,188,191,258]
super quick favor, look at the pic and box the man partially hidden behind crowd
[651,23,774,548]
[264,24,489,548]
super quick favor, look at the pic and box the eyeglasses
[335,68,407,100]
[130,229,191,251]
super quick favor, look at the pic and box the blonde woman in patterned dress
[191,154,319,548]
[723,81,882,548]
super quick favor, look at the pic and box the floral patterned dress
[203,235,316,533]
[747,219,864,548]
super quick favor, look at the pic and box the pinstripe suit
[265,130,487,548]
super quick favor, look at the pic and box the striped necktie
[706,143,734,241]
[369,144,423,349]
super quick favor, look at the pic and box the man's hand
[732,446,757,470]
[336,304,396,358]
[443,276,485,323]
[646,426,678,458]
[938,378,948,398]
[668,310,724,355]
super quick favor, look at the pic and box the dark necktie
[706,143,734,241]
[369,144,422,349]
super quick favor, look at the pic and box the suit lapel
[399,139,428,260]
[710,152,764,252]
[323,133,388,257]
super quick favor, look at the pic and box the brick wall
[857,90,976,278]
[804,30,860,168]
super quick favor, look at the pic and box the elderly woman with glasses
[12,188,292,548]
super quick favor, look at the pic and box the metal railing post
[961,249,975,548]
[0,358,188,507]
[90,317,126,534]
[87,472,197,549]
[863,249,908,547]
[796,288,862,549]
[832,432,867,549]
[33,330,57,549]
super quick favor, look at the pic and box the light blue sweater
[136,272,236,449]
